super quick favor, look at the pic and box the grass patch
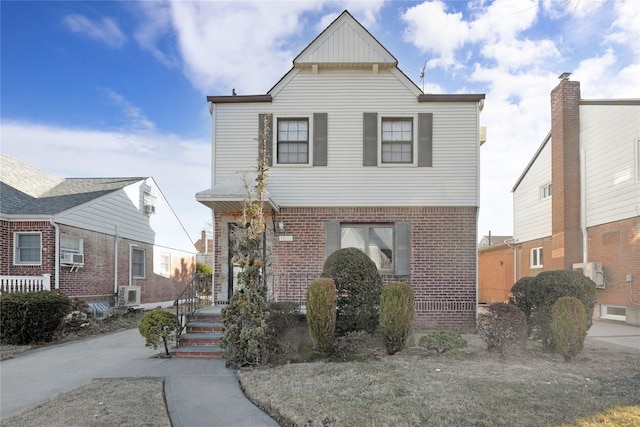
[240,334,640,427]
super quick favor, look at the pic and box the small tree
[379,282,415,355]
[550,297,587,361]
[477,303,528,357]
[419,331,468,356]
[306,278,337,355]
[139,310,178,357]
[220,114,272,367]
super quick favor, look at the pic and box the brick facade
[212,206,478,332]
[1,220,194,305]
[478,243,514,304]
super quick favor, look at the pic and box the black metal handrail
[174,273,213,336]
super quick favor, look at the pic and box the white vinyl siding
[581,104,640,227]
[213,69,480,207]
[513,141,552,243]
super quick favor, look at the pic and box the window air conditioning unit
[143,204,156,215]
[118,286,141,306]
[572,262,605,289]
[62,253,84,265]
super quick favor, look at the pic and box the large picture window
[14,232,42,265]
[341,224,393,270]
[277,118,309,164]
[382,118,413,163]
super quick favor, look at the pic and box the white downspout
[580,141,588,263]
[49,218,60,289]
[209,101,217,306]
[114,225,119,294]
[211,209,216,306]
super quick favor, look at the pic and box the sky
[2,0,639,245]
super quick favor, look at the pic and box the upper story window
[143,192,156,215]
[382,118,413,163]
[540,183,552,200]
[531,247,543,268]
[160,252,171,276]
[277,118,309,164]
[14,232,41,265]
[132,248,146,279]
[341,224,394,271]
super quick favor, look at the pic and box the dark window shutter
[313,113,328,166]
[395,221,410,276]
[363,113,378,166]
[417,113,433,167]
[259,113,273,167]
[325,220,341,259]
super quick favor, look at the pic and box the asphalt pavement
[0,328,280,426]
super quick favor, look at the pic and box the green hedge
[306,278,337,355]
[379,282,414,355]
[0,291,71,345]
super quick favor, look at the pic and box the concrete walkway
[587,320,640,351]
[0,328,280,426]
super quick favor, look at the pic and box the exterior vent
[118,286,141,306]
[573,262,605,288]
[61,253,84,265]
[143,204,156,215]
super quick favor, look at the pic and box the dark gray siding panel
[313,113,328,166]
[363,113,378,166]
[417,113,433,167]
[259,113,273,167]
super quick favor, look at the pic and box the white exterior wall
[214,68,480,207]
[54,179,195,253]
[513,140,552,242]
[581,104,640,227]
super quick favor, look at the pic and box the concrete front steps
[176,307,225,359]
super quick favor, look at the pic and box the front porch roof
[195,172,279,213]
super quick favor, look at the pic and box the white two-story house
[196,11,485,331]
[512,74,640,326]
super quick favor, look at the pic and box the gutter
[49,217,60,289]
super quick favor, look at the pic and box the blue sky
[2,0,639,244]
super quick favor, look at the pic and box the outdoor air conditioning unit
[118,286,141,306]
[143,204,156,215]
[61,253,84,265]
[573,262,605,289]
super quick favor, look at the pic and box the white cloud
[607,0,640,56]
[1,120,212,241]
[103,89,156,133]
[62,14,127,48]
[132,1,179,68]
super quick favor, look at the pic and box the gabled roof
[293,10,397,68]
[512,131,551,193]
[195,172,279,213]
[1,154,143,216]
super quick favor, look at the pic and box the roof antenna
[420,61,426,92]
[232,88,237,96]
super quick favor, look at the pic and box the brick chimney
[550,73,582,270]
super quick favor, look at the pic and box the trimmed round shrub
[419,330,468,356]
[139,310,178,357]
[550,297,587,361]
[379,282,415,355]
[477,303,528,356]
[509,270,596,350]
[306,278,337,355]
[0,291,71,345]
[320,247,383,334]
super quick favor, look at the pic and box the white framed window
[381,117,414,164]
[14,232,42,265]
[540,183,552,200]
[132,248,146,279]
[530,247,543,268]
[160,252,171,276]
[341,224,394,271]
[601,305,626,322]
[277,117,309,164]
[61,235,83,262]
[143,192,156,215]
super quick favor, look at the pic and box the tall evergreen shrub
[379,282,414,355]
[306,278,337,355]
[550,297,587,361]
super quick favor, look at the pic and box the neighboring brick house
[511,74,640,325]
[194,229,214,268]
[1,154,197,309]
[478,234,514,305]
[196,11,485,331]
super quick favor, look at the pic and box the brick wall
[2,221,56,277]
[550,78,583,270]
[478,244,514,304]
[213,206,478,332]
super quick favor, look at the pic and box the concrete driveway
[0,328,279,426]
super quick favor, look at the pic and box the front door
[228,223,243,300]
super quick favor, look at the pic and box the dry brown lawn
[239,333,640,427]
